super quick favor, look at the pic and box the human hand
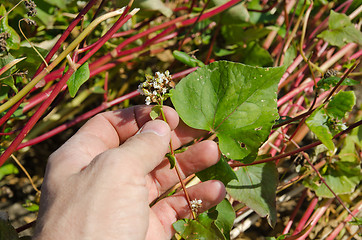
[33,105,226,240]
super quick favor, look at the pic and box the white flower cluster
[138,71,172,105]
[190,199,202,213]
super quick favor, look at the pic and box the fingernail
[139,120,169,136]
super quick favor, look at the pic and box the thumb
[115,119,171,175]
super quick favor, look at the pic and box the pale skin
[33,105,226,240]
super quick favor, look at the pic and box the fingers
[147,140,220,201]
[46,105,178,180]
[80,120,173,184]
[149,180,226,239]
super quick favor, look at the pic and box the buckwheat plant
[138,71,197,219]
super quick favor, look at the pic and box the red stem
[76,8,133,66]
[296,198,334,240]
[326,201,362,240]
[0,69,75,167]
[33,0,99,77]
[292,196,319,235]
[282,189,307,234]
[0,96,24,127]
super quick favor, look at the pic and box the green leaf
[171,61,285,161]
[22,201,39,212]
[307,162,361,198]
[173,50,205,68]
[306,107,335,151]
[317,76,359,90]
[0,5,21,50]
[0,212,20,240]
[207,199,235,240]
[197,156,237,186]
[150,105,162,120]
[0,163,19,180]
[237,41,274,67]
[67,62,90,98]
[173,213,226,240]
[326,91,356,119]
[328,10,353,30]
[226,162,278,227]
[317,10,362,47]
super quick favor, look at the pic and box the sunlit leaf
[171,61,285,161]
[226,162,278,227]
[67,62,90,98]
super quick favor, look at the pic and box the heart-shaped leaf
[226,162,278,227]
[171,61,285,161]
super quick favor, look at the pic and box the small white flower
[138,70,172,105]
[145,96,151,105]
[153,82,161,89]
[190,199,202,213]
